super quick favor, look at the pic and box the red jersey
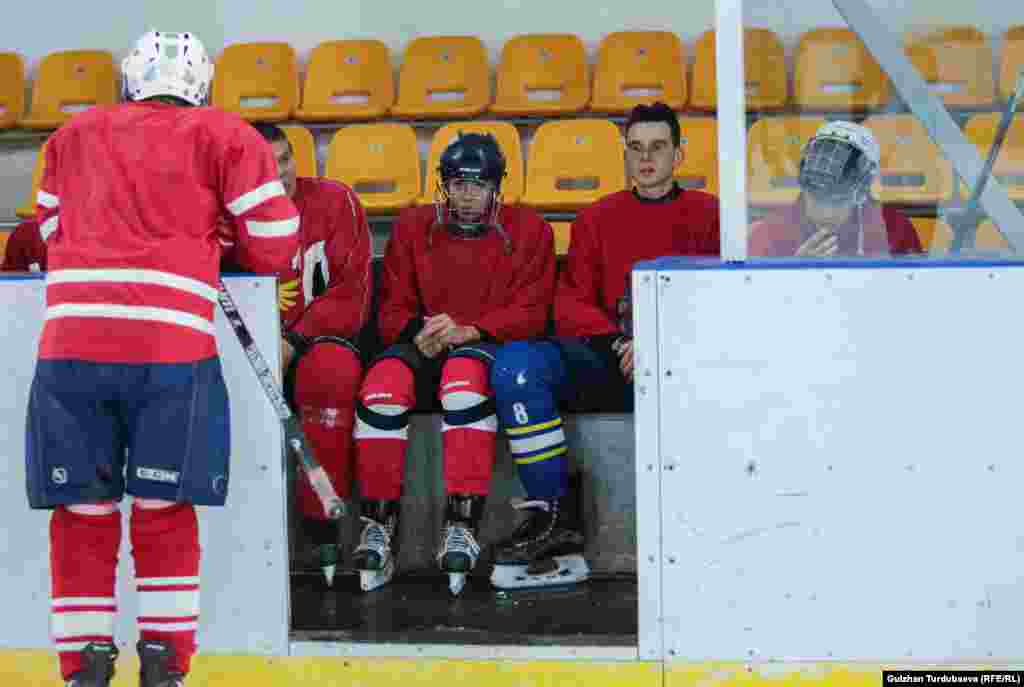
[749,201,922,257]
[36,101,300,364]
[556,187,721,338]
[1,218,47,272]
[378,204,556,345]
[224,177,372,341]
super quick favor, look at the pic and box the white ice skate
[353,516,396,592]
[438,522,481,596]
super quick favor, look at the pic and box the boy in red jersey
[351,132,556,596]
[25,31,300,687]
[748,121,921,257]
[226,123,372,588]
[488,102,721,589]
[1,216,47,271]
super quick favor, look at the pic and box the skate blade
[322,563,337,588]
[490,554,590,590]
[448,572,467,596]
[359,558,395,592]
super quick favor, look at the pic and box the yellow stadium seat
[905,26,995,109]
[490,34,590,117]
[324,123,421,214]
[417,122,524,206]
[16,140,48,219]
[794,28,890,111]
[690,28,788,112]
[963,113,1024,202]
[522,119,625,211]
[909,217,942,250]
[22,50,117,130]
[865,114,954,205]
[0,230,9,260]
[590,31,687,114]
[0,53,26,129]
[927,218,1011,253]
[675,117,719,195]
[551,222,572,255]
[296,40,393,122]
[390,36,490,119]
[212,42,298,122]
[746,116,825,207]
[282,126,318,179]
[999,26,1024,101]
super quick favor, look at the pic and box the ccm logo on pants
[137,467,181,484]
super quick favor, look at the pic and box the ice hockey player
[749,120,921,257]
[24,30,300,687]
[1,215,47,271]
[352,132,556,595]
[222,123,372,587]
[488,102,721,589]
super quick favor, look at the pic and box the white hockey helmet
[122,31,214,106]
[799,121,881,206]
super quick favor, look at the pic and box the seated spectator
[2,217,47,271]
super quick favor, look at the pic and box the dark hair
[624,102,681,147]
[251,122,290,147]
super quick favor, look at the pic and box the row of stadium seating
[13,113,1022,218]
[1,25,1023,130]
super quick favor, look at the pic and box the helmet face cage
[799,136,877,208]
[433,133,507,235]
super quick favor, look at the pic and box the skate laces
[442,522,481,557]
[357,516,391,553]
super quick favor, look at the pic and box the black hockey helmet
[432,132,511,251]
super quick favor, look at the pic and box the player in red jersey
[488,102,721,589]
[224,123,372,587]
[25,31,300,687]
[1,216,47,271]
[351,132,556,596]
[749,121,922,257]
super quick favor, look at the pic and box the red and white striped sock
[130,500,200,676]
[50,503,121,681]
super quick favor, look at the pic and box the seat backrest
[905,25,995,108]
[691,28,788,111]
[864,114,954,205]
[391,36,490,118]
[927,218,1011,253]
[999,26,1024,101]
[282,126,318,179]
[23,50,117,130]
[675,117,719,195]
[523,119,626,211]
[419,121,524,205]
[963,112,1024,202]
[324,123,421,213]
[16,140,48,219]
[0,52,26,129]
[794,28,890,111]
[297,40,394,121]
[0,230,9,263]
[212,42,298,121]
[746,116,825,206]
[591,31,686,113]
[551,221,572,256]
[909,217,942,251]
[491,34,590,116]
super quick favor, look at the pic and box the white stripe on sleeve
[37,190,59,208]
[226,180,286,216]
[246,216,300,238]
[40,216,59,241]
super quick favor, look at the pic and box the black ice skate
[490,479,590,590]
[437,494,485,596]
[351,499,400,592]
[137,639,185,687]
[302,517,340,588]
[65,642,118,687]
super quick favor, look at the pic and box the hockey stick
[950,69,1024,254]
[217,278,346,520]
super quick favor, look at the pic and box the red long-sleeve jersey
[36,101,300,364]
[555,187,721,338]
[378,204,556,346]
[1,218,47,272]
[748,201,923,257]
[225,177,372,341]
